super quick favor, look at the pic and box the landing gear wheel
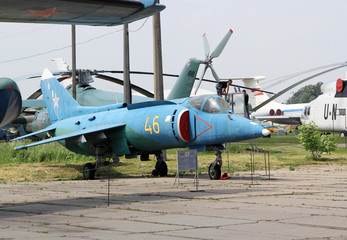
[155,161,168,177]
[208,163,221,180]
[83,163,96,180]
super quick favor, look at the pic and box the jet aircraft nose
[247,121,269,139]
[262,128,270,137]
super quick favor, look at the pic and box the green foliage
[320,134,337,153]
[0,141,94,164]
[298,123,321,157]
[286,82,323,104]
[298,123,337,159]
[1,132,347,183]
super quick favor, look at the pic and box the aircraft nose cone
[262,128,270,136]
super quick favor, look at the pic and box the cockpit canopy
[188,95,232,113]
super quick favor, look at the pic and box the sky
[1,0,347,101]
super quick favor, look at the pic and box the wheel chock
[220,172,231,180]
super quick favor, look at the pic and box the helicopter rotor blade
[210,64,220,82]
[210,29,233,59]
[203,33,210,58]
[252,63,347,111]
[194,65,209,95]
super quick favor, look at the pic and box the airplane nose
[262,128,270,136]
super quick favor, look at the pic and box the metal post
[123,24,131,104]
[152,0,166,160]
[108,164,110,206]
[267,151,271,180]
[152,0,164,101]
[71,25,77,100]
[250,152,253,185]
[264,150,268,177]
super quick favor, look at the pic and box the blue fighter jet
[12,69,270,179]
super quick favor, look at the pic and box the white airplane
[235,62,347,126]
[241,77,306,125]
[301,74,347,133]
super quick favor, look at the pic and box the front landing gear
[208,150,222,180]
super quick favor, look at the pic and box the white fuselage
[242,78,306,125]
[251,102,306,125]
[301,81,347,132]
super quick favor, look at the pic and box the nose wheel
[208,150,222,180]
[208,163,221,180]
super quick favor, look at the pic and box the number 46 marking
[145,116,160,134]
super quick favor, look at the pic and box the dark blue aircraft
[0,0,165,26]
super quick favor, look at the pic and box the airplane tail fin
[242,77,271,108]
[167,58,201,100]
[40,68,81,123]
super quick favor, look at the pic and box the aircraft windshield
[188,95,209,110]
[188,95,231,113]
[217,97,231,111]
[203,98,223,113]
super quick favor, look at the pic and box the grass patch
[1,132,347,183]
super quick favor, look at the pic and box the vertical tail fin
[40,68,81,123]
[242,77,271,108]
[167,58,201,100]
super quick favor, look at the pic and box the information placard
[177,150,197,171]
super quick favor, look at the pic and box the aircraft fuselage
[53,96,266,157]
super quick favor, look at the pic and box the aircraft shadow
[0,179,269,218]
[47,163,129,179]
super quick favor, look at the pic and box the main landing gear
[82,153,119,180]
[83,162,96,180]
[208,150,222,180]
[152,152,168,177]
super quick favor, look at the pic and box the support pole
[123,23,131,104]
[152,0,164,101]
[71,25,77,100]
[152,0,166,161]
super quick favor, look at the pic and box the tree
[298,122,337,159]
[286,82,323,104]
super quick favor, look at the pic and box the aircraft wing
[12,123,126,150]
[0,0,165,26]
[253,116,301,125]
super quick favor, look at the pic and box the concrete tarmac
[0,165,347,240]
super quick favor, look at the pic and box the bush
[298,123,337,159]
[320,134,337,154]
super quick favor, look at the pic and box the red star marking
[26,7,66,18]
[195,114,213,138]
